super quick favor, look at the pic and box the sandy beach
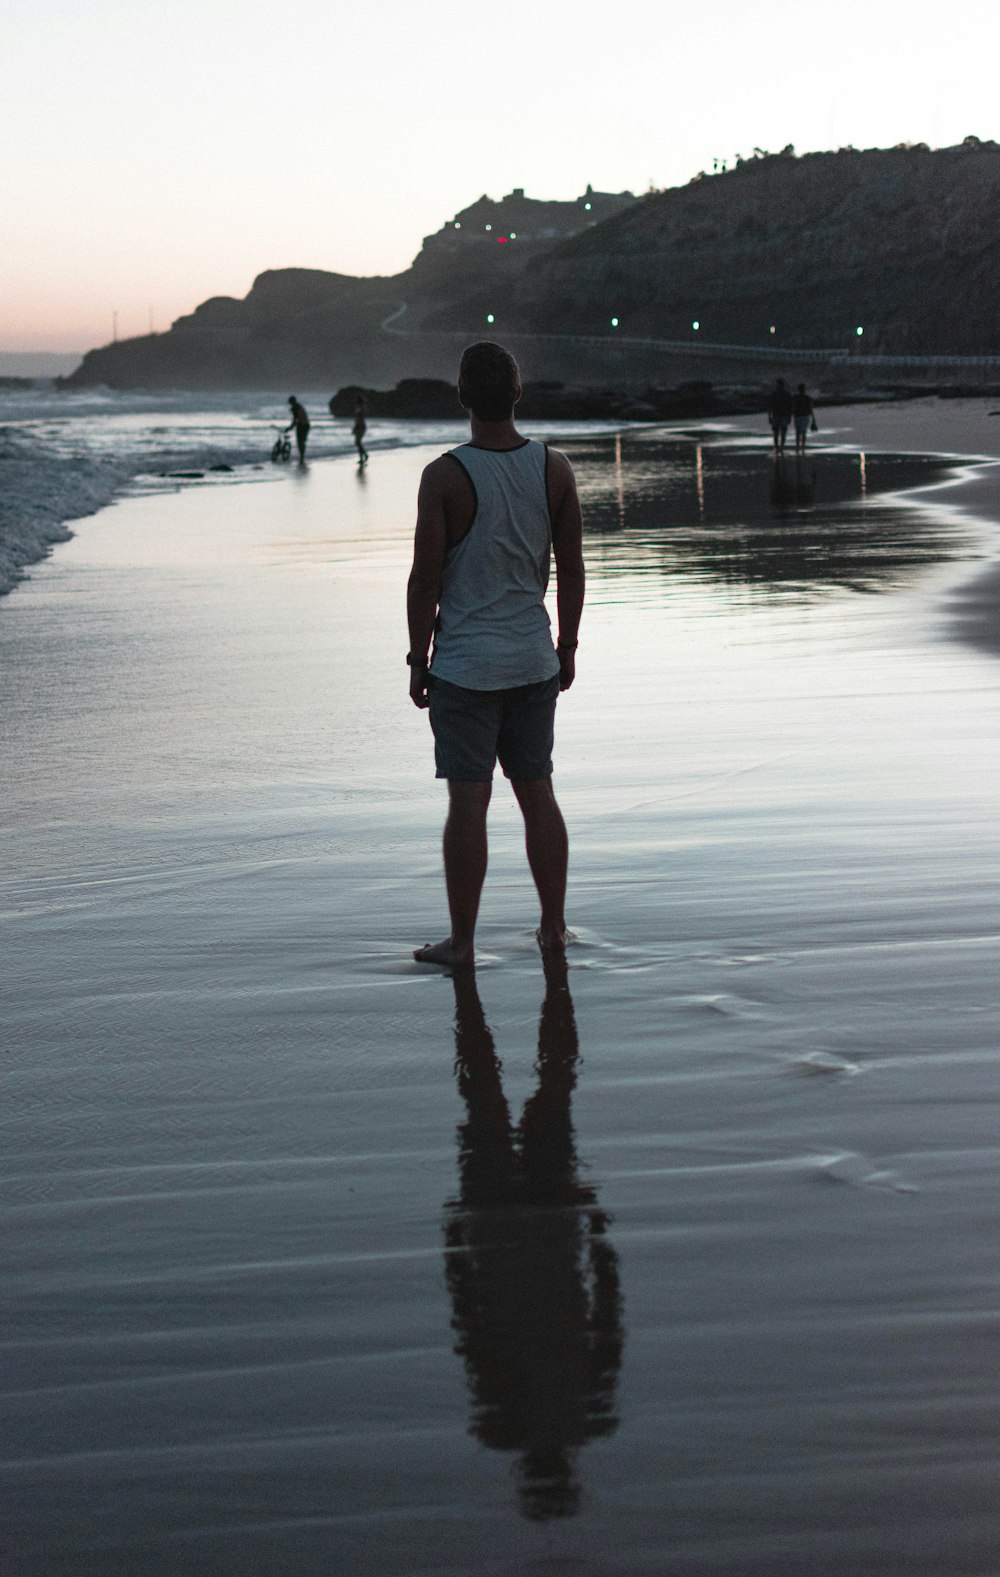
[3,399,1000,1575]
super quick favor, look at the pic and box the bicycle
[271,429,292,462]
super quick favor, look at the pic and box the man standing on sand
[767,377,793,452]
[792,382,818,453]
[352,394,369,466]
[407,341,585,967]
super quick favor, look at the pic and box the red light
[498,236,507,244]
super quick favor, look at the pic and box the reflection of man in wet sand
[407,342,585,965]
[443,955,623,1519]
[769,453,816,516]
[285,396,310,461]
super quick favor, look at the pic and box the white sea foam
[0,427,129,595]
[0,387,447,595]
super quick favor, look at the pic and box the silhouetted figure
[767,378,793,452]
[407,342,585,966]
[442,957,623,1520]
[285,396,310,461]
[793,384,818,453]
[352,395,369,466]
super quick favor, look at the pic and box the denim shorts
[428,673,560,781]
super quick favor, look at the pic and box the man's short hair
[458,342,520,422]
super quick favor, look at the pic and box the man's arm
[546,447,585,692]
[406,459,450,708]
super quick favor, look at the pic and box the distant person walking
[285,397,310,461]
[407,341,585,966]
[793,383,818,453]
[767,378,793,453]
[352,395,369,466]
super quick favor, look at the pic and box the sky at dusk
[4,0,999,353]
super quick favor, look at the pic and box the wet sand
[723,393,1000,655]
[3,405,1000,1575]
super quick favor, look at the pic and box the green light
[486,313,494,324]
[611,317,619,328]
[856,325,864,336]
[584,201,592,210]
[692,320,700,331]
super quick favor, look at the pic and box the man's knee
[447,779,493,820]
[510,775,558,813]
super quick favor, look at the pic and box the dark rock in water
[329,376,764,422]
[329,379,459,419]
[165,470,205,479]
[209,463,234,471]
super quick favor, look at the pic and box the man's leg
[511,776,569,950]
[414,779,492,965]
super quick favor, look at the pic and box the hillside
[62,145,1000,389]
[62,186,636,391]
[422,141,1000,357]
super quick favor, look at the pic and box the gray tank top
[431,439,560,690]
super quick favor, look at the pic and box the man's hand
[557,647,576,692]
[409,661,430,709]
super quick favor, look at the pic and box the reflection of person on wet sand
[442,956,623,1520]
[767,378,793,452]
[792,383,818,453]
[769,452,816,515]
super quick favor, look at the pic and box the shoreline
[0,401,629,598]
[4,391,1000,661]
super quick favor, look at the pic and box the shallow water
[573,429,970,597]
[0,382,627,594]
[3,435,1000,1574]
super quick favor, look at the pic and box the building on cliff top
[421,185,636,254]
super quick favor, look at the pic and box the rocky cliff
[62,145,1000,389]
[489,140,1000,356]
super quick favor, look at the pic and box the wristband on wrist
[557,638,578,651]
[406,652,429,667]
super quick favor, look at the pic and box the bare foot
[413,938,475,967]
[536,925,570,952]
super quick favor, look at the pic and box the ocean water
[0,385,629,596]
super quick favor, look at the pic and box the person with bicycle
[285,397,311,461]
